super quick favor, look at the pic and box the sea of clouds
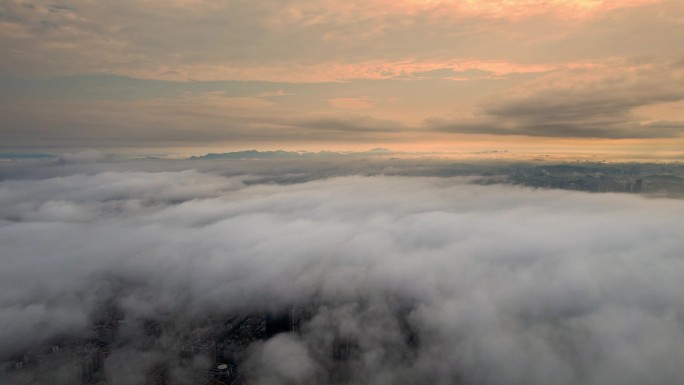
[1,157,684,384]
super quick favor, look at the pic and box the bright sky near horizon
[1,0,684,158]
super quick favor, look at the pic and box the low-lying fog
[1,157,683,384]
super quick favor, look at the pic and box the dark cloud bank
[1,158,684,384]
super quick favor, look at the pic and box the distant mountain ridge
[189,148,392,160]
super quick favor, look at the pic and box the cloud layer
[428,60,684,138]
[2,1,684,149]
[2,159,684,384]
[1,0,677,81]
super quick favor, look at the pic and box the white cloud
[1,160,684,383]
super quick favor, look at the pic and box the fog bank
[1,160,684,384]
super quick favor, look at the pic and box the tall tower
[634,179,643,193]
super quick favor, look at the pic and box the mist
[1,158,684,384]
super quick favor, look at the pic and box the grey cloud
[289,115,406,133]
[430,63,684,138]
[0,99,408,146]
[429,119,684,139]
[1,159,684,384]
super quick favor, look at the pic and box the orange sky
[1,0,683,158]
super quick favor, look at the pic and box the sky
[1,0,684,157]
[2,158,684,384]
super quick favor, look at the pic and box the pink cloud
[377,0,661,19]
[118,59,556,82]
[328,97,377,109]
